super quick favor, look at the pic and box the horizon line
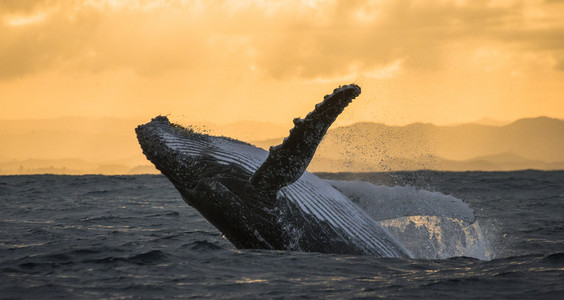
[0,115,562,128]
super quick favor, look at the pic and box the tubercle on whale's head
[170,122,195,135]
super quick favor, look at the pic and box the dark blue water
[1,171,563,299]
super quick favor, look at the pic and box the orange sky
[1,0,563,126]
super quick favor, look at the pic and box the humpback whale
[136,84,412,257]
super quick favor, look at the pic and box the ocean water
[0,171,562,299]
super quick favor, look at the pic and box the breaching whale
[136,84,412,257]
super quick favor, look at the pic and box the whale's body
[136,85,412,257]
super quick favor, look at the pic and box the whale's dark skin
[136,84,412,257]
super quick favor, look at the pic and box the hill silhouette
[0,116,563,174]
[253,117,564,172]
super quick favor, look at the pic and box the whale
[136,84,412,257]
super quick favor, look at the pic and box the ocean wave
[542,252,564,264]
[81,250,170,265]
[127,250,169,265]
[185,240,225,251]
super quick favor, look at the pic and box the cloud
[0,0,55,13]
[0,4,103,79]
[555,59,564,71]
[0,0,563,81]
[236,0,564,79]
[0,1,220,79]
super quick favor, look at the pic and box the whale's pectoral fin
[250,84,361,193]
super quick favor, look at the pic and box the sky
[1,0,564,126]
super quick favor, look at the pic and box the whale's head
[136,116,281,249]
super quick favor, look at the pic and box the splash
[328,180,495,260]
[379,216,493,260]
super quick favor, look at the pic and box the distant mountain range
[252,116,564,172]
[0,116,563,174]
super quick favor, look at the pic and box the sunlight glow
[5,13,47,26]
